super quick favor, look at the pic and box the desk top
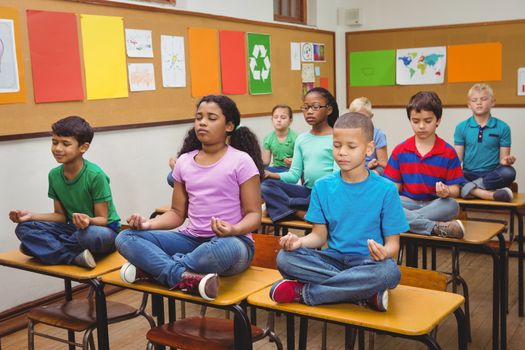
[248,285,464,336]
[456,192,525,208]
[401,220,505,245]
[101,266,282,306]
[0,250,125,280]
[261,212,313,230]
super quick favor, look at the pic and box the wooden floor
[2,246,525,349]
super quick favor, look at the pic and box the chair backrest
[510,182,518,193]
[251,234,281,269]
[399,266,447,291]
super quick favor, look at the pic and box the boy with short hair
[384,91,465,239]
[9,116,120,268]
[454,83,516,202]
[269,112,408,311]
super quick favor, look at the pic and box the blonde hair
[468,83,494,100]
[349,97,373,116]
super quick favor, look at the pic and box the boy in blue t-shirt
[454,83,516,202]
[9,116,120,269]
[269,112,408,311]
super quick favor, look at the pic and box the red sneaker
[269,279,304,303]
[120,262,153,284]
[367,290,389,312]
[173,271,219,301]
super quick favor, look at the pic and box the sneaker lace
[434,222,449,237]
[172,275,200,292]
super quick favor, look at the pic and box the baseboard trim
[0,284,122,338]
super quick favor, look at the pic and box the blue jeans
[115,230,254,288]
[461,165,516,198]
[15,221,118,265]
[167,171,175,188]
[276,248,400,306]
[265,165,289,173]
[401,196,459,235]
[261,179,311,221]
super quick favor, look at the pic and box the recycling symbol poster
[247,33,272,95]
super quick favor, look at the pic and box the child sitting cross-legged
[269,112,408,311]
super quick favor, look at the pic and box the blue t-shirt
[305,171,409,256]
[365,128,387,166]
[454,115,511,173]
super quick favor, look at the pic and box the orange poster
[447,42,502,83]
[188,27,220,97]
[0,7,26,104]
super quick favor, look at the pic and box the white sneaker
[120,262,152,284]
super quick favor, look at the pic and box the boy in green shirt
[9,116,120,268]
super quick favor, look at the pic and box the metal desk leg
[484,238,502,350]
[286,315,295,350]
[298,317,308,349]
[64,279,75,350]
[454,307,468,350]
[498,233,507,350]
[232,304,253,350]
[91,279,110,350]
[517,208,524,317]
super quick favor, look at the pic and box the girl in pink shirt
[116,95,264,301]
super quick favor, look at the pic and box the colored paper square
[188,27,220,97]
[27,10,84,103]
[247,33,272,95]
[447,42,502,83]
[0,6,26,104]
[219,30,246,95]
[80,14,128,100]
[319,77,329,89]
[349,50,396,87]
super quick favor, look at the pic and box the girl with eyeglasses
[261,87,339,222]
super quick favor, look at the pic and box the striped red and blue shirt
[383,135,464,201]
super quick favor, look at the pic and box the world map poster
[396,46,446,85]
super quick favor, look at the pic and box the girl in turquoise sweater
[262,87,339,221]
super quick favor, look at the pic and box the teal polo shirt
[454,115,511,173]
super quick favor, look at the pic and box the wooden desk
[456,193,525,317]
[248,285,467,350]
[0,250,125,350]
[401,221,506,350]
[101,266,282,350]
[260,212,313,236]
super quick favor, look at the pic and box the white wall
[1,0,525,311]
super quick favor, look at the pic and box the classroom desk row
[0,248,467,350]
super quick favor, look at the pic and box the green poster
[247,33,272,94]
[349,50,396,86]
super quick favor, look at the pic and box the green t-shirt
[48,159,120,229]
[263,129,298,167]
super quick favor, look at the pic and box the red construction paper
[319,77,329,89]
[27,10,84,103]
[219,30,247,95]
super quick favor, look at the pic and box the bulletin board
[346,19,525,108]
[0,0,335,140]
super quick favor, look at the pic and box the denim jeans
[276,248,400,306]
[15,221,118,265]
[115,230,254,288]
[401,196,459,235]
[261,179,311,221]
[265,165,289,173]
[461,165,516,198]
[167,171,175,188]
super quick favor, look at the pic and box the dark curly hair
[178,95,265,179]
[52,116,94,145]
[304,87,339,127]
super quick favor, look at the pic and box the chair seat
[27,299,138,332]
[146,316,264,350]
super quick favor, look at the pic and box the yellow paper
[80,14,128,100]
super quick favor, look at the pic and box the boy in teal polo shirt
[9,116,120,268]
[454,83,516,202]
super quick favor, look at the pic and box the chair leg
[345,326,357,350]
[321,321,327,350]
[83,328,94,350]
[146,341,154,350]
[28,320,35,350]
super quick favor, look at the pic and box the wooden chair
[145,233,283,350]
[27,288,155,350]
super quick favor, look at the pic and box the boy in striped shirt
[383,91,465,238]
